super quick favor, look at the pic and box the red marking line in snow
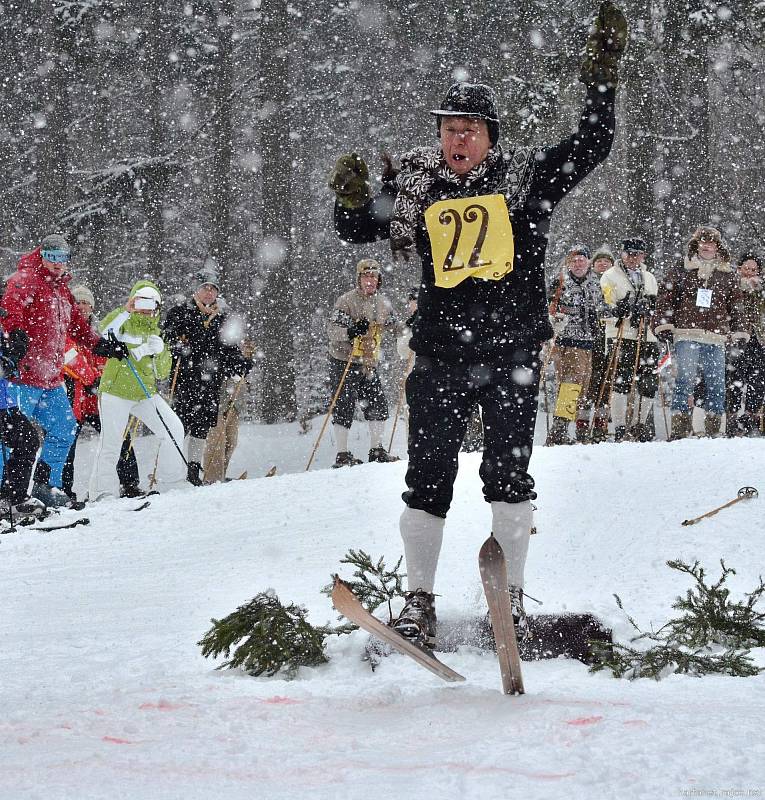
[138,700,188,711]
[566,715,603,726]
[261,696,301,705]
[102,736,135,745]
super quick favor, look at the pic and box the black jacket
[164,300,252,399]
[335,87,615,364]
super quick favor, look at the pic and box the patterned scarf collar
[390,145,504,264]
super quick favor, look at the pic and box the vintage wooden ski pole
[681,486,758,527]
[305,350,354,471]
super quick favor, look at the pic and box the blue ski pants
[12,384,78,488]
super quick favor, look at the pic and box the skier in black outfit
[164,267,253,486]
[329,1,625,648]
[0,326,43,517]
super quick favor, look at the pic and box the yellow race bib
[425,194,514,289]
[351,322,382,360]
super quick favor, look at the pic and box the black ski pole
[0,407,13,531]
[126,358,189,469]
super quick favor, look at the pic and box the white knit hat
[71,284,95,307]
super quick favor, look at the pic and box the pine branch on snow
[198,591,332,678]
[591,559,765,680]
[322,548,406,624]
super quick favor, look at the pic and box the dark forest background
[1,0,763,422]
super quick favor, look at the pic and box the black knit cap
[621,237,647,254]
[430,82,500,146]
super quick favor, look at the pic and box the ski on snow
[478,535,525,695]
[331,576,465,683]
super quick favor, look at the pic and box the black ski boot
[187,461,204,486]
[368,446,400,463]
[392,589,437,649]
[333,451,363,468]
[120,483,144,499]
[509,585,531,642]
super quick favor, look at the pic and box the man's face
[195,284,219,306]
[440,116,491,176]
[568,253,590,278]
[739,259,760,280]
[622,251,645,269]
[359,272,379,296]
[697,239,718,260]
[41,256,68,278]
[592,257,612,275]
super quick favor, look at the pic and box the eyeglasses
[41,249,71,263]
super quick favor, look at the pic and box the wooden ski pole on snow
[305,350,354,471]
[681,486,758,527]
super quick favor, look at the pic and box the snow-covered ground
[3,422,765,800]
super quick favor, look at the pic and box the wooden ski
[478,535,525,695]
[331,577,465,683]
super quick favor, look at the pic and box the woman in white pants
[89,280,186,500]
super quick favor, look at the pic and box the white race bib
[696,288,712,308]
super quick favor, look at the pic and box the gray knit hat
[40,233,70,251]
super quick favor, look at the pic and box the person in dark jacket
[164,266,253,486]
[0,325,43,519]
[329,1,624,647]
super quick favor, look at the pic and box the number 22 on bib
[425,194,515,289]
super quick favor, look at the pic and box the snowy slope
[2,433,765,800]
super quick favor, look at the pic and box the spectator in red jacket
[0,234,128,507]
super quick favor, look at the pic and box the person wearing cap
[546,244,605,445]
[581,245,616,441]
[655,226,746,439]
[599,238,660,442]
[0,234,129,508]
[726,251,764,435]
[163,266,253,486]
[327,258,401,467]
[59,285,141,501]
[89,280,186,499]
[329,2,625,646]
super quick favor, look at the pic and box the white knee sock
[639,397,653,423]
[368,420,384,449]
[611,393,628,427]
[399,507,445,593]
[491,501,532,588]
[333,424,349,453]
[186,435,206,464]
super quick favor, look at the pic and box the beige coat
[600,262,658,343]
[327,287,398,364]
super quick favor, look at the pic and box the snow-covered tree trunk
[257,0,296,423]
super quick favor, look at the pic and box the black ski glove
[347,319,370,340]
[613,296,631,321]
[631,296,653,328]
[655,328,673,345]
[405,313,417,329]
[93,331,130,361]
[0,328,28,376]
